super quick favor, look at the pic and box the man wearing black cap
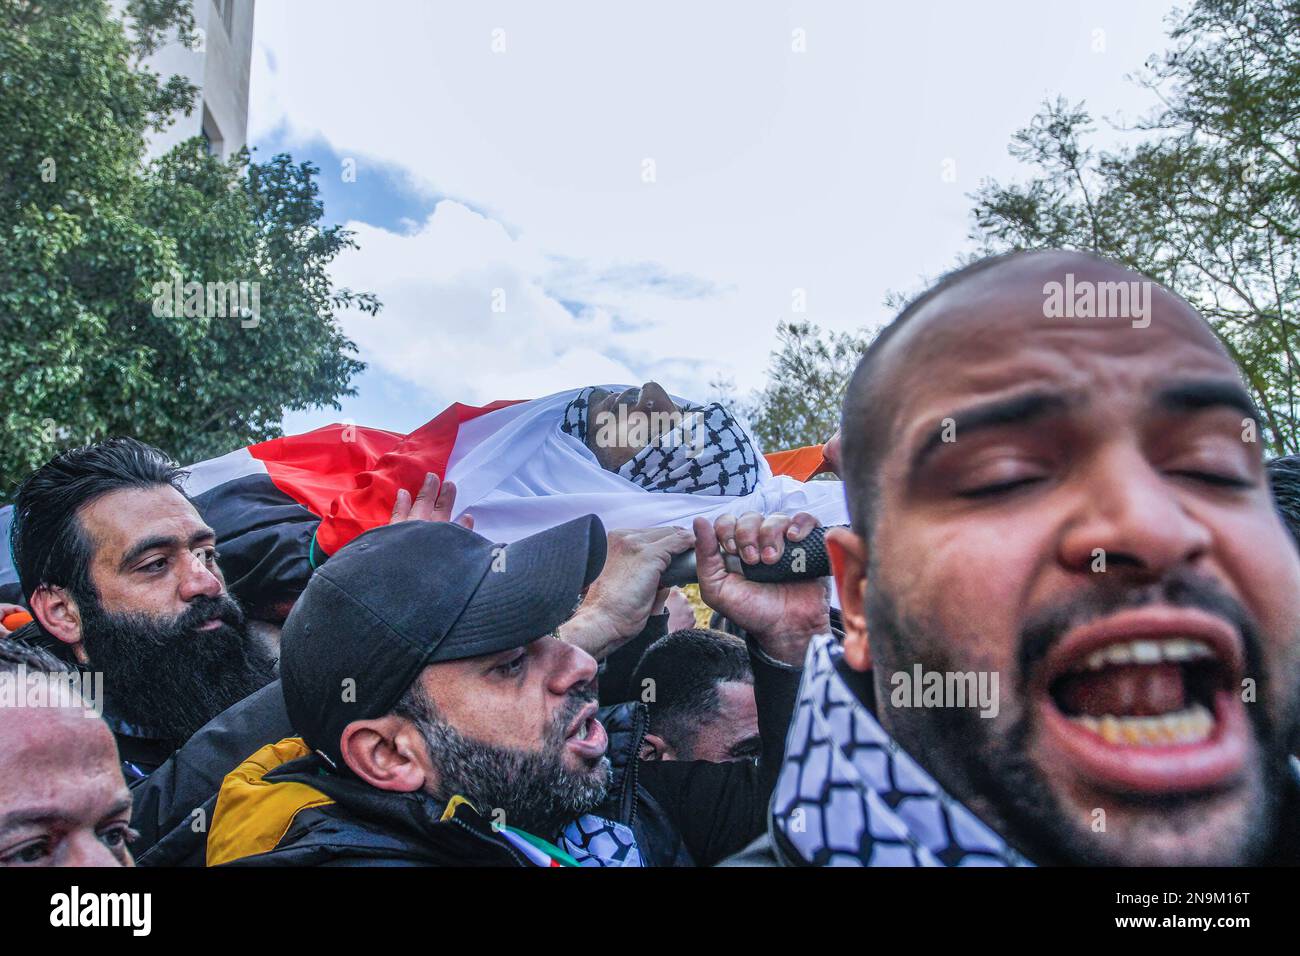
[204,509,828,867]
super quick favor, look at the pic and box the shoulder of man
[132,679,294,864]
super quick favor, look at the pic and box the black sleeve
[597,611,669,707]
[635,638,804,865]
[130,679,294,865]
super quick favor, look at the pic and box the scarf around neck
[771,634,1032,867]
[561,387,758,496]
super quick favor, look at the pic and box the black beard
[79,591,276,744]
[867,566,1290,866]
[411,688,609,837]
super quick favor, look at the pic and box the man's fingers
[432,478,457,521]
[757,514,790,564]
[662,526,695,556]
[714,514,738,554]
[732,512,765,565]
[692,516,728,586]
[389,487,412,523]
[785,511,819,542]
[409,472,440,521]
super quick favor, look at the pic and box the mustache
[1016,568,1265,688]
[172,593,245,635]
[545,682,599,745]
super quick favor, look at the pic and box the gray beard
[410,698,609,837]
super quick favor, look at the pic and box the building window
[202,105,225,158]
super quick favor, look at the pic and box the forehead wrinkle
[873,280,1239,477]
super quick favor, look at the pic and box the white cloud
[329,201,643,403]
[251,0,1179,422]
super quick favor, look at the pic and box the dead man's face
[584,382,685,472]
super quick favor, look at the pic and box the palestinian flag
[1,388,844,615]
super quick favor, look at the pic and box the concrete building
[112,0,256,161]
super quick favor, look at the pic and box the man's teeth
[1076,637,1216,671]
[575,719,589,741]
[1067,703,1215,746]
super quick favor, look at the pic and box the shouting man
[730,249,1300,867]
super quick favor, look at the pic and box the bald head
[827,246,1300,865]
[841,249,1238,538]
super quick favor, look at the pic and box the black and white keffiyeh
[559,814,644,867]
[561,387,759,496]
[771,634,1032,867]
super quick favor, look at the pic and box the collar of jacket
[206,738,533,866]
[769,634,1031,867]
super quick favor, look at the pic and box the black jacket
[209,633,805,867]
[223,752,532,867]
[131,680,295,866]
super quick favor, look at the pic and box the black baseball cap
[280,515,607,768]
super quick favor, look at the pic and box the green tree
[0,0,375,500]
[968,0,1300,452]
[715,321,871,453]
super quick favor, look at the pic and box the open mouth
[563,703,608,760]
[1038,607,1250,795]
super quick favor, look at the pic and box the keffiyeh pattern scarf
[562,388,759,496]
[559,814,644,867]
[771,634,1032,867]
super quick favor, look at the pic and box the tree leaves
[969,0,1300,453]
[0,1,374,500]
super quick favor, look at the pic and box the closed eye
[956,476,1044,499]
[1167,469,1252,489]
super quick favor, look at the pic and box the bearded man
[204,508,827,867]
[9,438,277,782]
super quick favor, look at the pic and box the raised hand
[388,472,474,529]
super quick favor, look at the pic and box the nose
[639,382,674,412]
[178,549,224,602]
[1059,443,1212,581]
[544,636,599,698]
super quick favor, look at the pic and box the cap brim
[428,514,607,662]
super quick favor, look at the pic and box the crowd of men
[3,248,1300,867]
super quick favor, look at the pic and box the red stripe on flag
[248,400,521,557]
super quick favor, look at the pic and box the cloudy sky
[248,1,1180,435]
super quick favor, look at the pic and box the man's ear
[639,732,677,762]
[29,585,88,662]
[827,526,871,673]
[339,716,433,794]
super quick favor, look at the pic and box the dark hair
[631,628,752,754]
[1267,455,1300,550]
[10,438,186,604]
[0,637,71,675]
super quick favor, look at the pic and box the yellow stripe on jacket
[206,737,334,867]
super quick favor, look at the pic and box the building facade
[112,0,256,161]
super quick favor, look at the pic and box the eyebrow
[0,795,132,838]
[119,528,216,571]
[909,391,1074,475]
[1154,379,1259,422]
